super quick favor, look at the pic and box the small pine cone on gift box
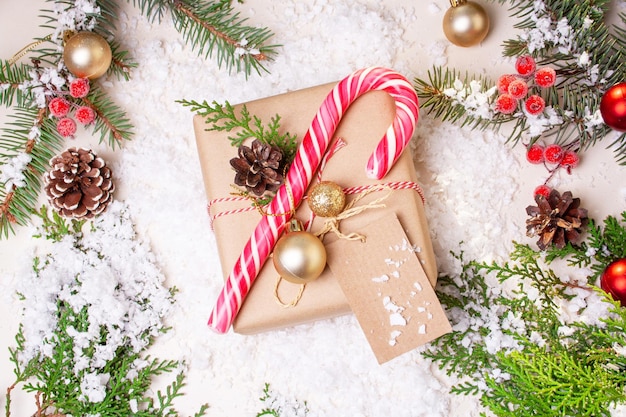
[44,147,115,219]
[230,139,285,196]
[526,189,588,250]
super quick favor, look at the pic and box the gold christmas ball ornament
[307,181,346,218]
[273,220,327,284]
[443,0,490,47]
[63,31,112,79]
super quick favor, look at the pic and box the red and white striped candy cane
[207,67,419,333]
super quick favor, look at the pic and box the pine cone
[526,189,588,250]
[230,139,285,196]
[44,147,114,219]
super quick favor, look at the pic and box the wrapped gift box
[193,82,437,335]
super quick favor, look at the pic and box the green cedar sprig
[4,206,209,417]
[180,99,298,162]
[425,211,626,417]
[255,383,309,417]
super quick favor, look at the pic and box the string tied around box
[207,67,421,334]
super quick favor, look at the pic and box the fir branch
[414,66,502,130]
[0,107,62,238]
[132,0,279,76]
[81,88,134,149]
[0,61,32,108]
[414,0,626,164]
[180,99,298,161]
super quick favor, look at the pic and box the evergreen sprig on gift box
[414,0,626,163]
[180,99,298,161]
[5,203,209,417]
[0,0,278,239]
[426,211,626,417]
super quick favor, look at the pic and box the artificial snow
[2,1,626,416]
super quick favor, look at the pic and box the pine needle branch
[0,61,32,108]
[414,0,626,164]
[81,88,135,149]
[0,107,63,238]
[132,0,279,76]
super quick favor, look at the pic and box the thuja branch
[425,211,626,417]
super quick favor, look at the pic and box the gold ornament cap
[307,181,346,217]
[272,219,327,284]
[63,31,112,79]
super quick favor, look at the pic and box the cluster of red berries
[47,78,96,138]
[495,55,556,116]
[526,143,580,198]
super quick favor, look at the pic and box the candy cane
[207,67,419,333]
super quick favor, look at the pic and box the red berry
[524,95,546,116]
[561,151,580,168]
[544,144,564,164]
[515,55,536,76]
[497,74,517,94]
[534,67,557,88]
[534,185,551,199]
[48,97,71,117]
[75,106,95,125]
[57,117,77,137]
[495,94,518,114]
[508,79,529,100]
[69,78,90,98]
[526,144,544,164]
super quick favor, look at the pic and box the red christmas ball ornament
[601,258,626,307]
[600,83,626,132]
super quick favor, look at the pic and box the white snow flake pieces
[383,296,404,314]
[79,371,110,403]
[428,3,441,14]
[443,78,497,120]
[372,274,390,283]
[16,201,173,378]
[389,330,403,346]
[0,152,32,189]
[389,312,407,326]
[418,324,427,335]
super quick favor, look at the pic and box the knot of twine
[314,186,392,243]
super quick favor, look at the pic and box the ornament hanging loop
[449,0,466,7]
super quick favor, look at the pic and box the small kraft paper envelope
[193,82,439,335]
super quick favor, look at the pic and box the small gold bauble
[443,0,490,47]
[63,31,112,79]
[307,181,346,218]
[273,220,327,284]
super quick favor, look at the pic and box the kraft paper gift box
[193,81,439,336]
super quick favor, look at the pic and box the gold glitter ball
[307,181,346,217]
